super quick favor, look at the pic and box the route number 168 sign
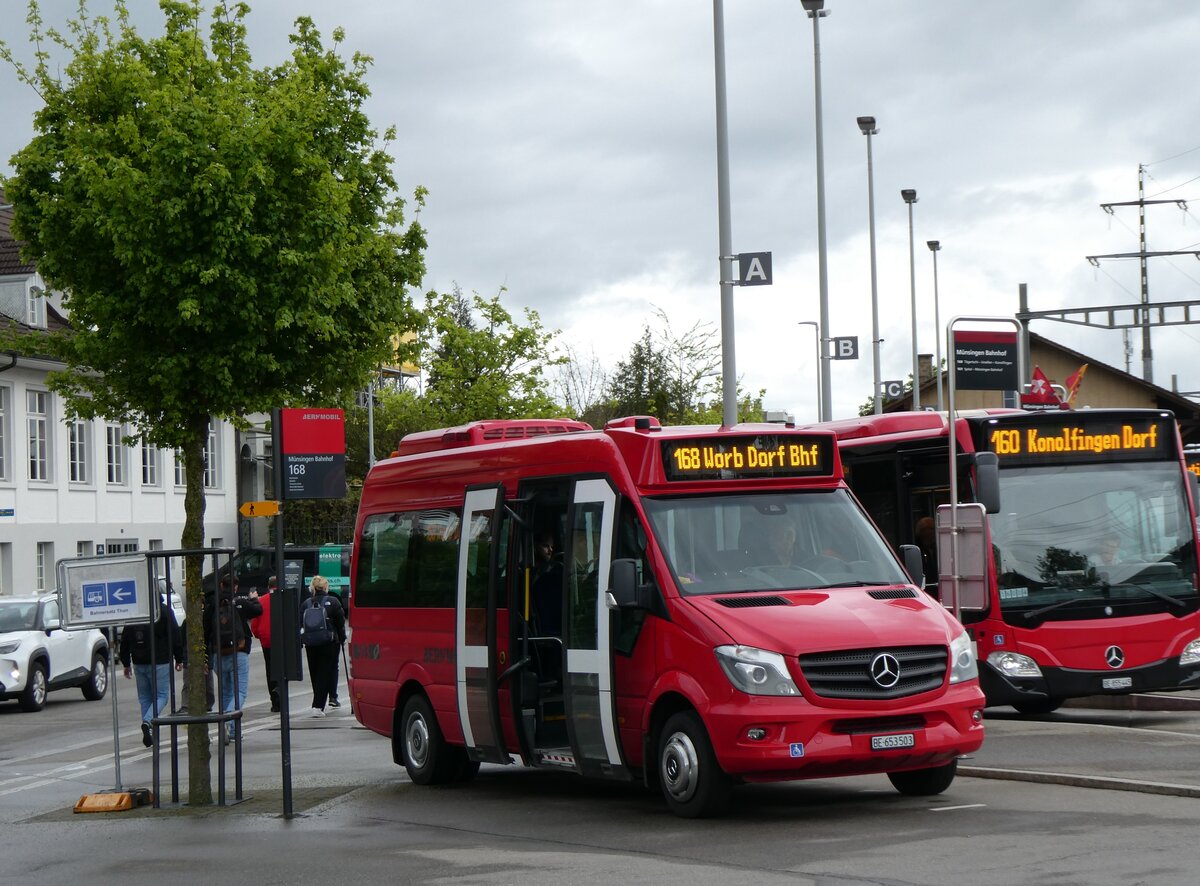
[280,408,347,500]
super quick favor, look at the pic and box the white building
[0,192,238,594]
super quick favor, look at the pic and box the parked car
[0,594,110,711]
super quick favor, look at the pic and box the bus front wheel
[887,759,957,796]
[1011,698,1063,715]
[657,711,732,818]
[400,695,457,785]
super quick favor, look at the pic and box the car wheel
[19,660,48,712]
[81,652,109,701]
[887,759,957,796]
[400,694,457,785]
[657,710,732,818]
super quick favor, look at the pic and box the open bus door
[561,478,629,779]
[456,485,509,765]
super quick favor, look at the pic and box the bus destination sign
[983,415,1174,466]
[661,435,833,482]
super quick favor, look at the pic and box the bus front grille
[797,645,947,700]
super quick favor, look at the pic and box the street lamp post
[798,320,821,421]
[901,188,920,410]
[927,240,943,412]
[802,0,831,421]
[857,115,881,415]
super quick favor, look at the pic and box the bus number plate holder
[871,733,915,751]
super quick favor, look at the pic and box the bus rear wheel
[400,695,457,785]
[657,711,732,818]
[887,759,957,796]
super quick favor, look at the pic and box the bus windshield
[642,489,910,596]
[990,462,1199,623]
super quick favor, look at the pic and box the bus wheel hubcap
[661,732,699,802]
[407,716,429,768]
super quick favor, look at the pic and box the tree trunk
[182,414,213,805]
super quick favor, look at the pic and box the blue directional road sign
[60,554,149,629]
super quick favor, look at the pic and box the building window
[141,441,159,487]
[0,385,9,481]
[27,285,45,327]
[77,540,94,558]
[69,419,91,484]
[36,541,53,591]
[106,423,127,485]
[203,418,221,489]
[106,539,139,554]
[27,390,50,481]
[174,450,186,487]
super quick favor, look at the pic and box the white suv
[0,594,110,712]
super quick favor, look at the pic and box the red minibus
[822,408,1200,714]
[348,416,985,817]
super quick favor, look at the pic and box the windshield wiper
[1023,595,1107,620]
[818,580,898,589]
[1118,582,1190,609]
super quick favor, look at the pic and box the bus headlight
[949,631,979,684]
[987,650,1043,678]
[1180,639,1200,666]
[715,645,801,697]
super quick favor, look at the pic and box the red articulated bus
[348,416,985,817]
[822,408,1200,715]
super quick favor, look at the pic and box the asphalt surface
[965,689,1200,797]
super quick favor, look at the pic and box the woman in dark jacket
[120,596,186,746]
[300,575,346,717]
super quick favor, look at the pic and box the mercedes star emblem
[1105,645,1125,669]
[870,652,901,688]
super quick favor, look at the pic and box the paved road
[6,667,1200,885]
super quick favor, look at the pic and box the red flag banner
[1064,364,1089,405]
[1020,365,1063,409]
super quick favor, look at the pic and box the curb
[959,765,1200,799]
[1062,692,1200,713]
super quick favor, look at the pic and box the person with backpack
[299,574,345,717]
[203,576,262,743]
[120,595,186,747]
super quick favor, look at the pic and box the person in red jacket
[249,575,280,712]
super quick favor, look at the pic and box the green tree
[1,1,424,804]
[418,286,565,423]
[595,307,760,426]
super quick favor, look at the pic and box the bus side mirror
[899,544,925,590]
[975,452,1000,514]
[607,558,646,610]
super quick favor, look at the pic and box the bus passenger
[530,529,563,636]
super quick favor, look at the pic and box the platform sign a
[280,408,347,500]
[58,554,150,629]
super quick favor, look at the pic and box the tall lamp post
[857,116,881,415]
[802,0,831,421]
[901,188,920,410]
[798,320,821,421]
[927,240,944,412]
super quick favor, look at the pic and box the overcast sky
[3,1,1200,421]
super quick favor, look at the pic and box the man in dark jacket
[120,596,186,747]
[203,576,263,743]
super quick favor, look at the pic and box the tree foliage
[586,307,764,426]
[418,285,565,423]
[1,1,425,804]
